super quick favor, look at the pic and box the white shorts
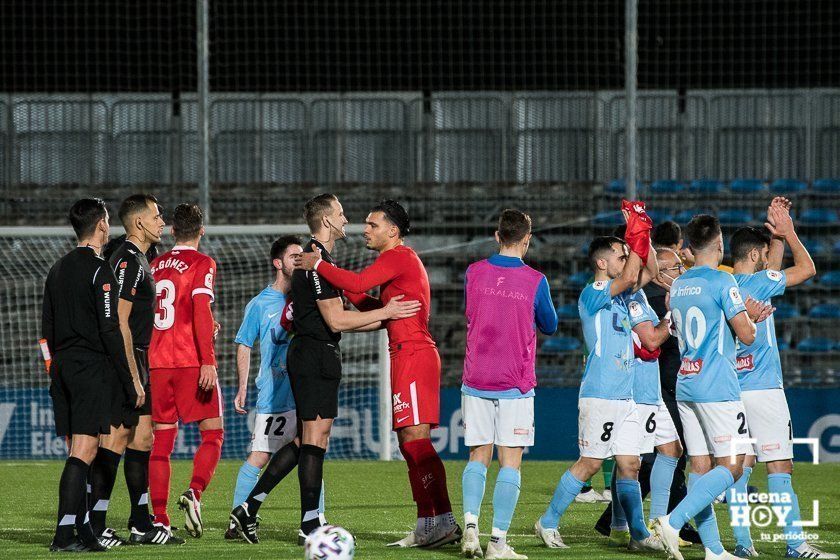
[678,400,752,458]
[741,389,793,462]
[249,411,298,454]
[578,398,641,459]
[462,394,534,447]
[637,402,680,454]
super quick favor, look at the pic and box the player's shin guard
[190,429,224,500]
[650,454,679,522]
[462,461,488,521]
[124,448,154,532]
[541,470,585,529]
[149,427,177,527]
[768,473,805,549]
[89,447,121,535]
[245,441,300,516]
[685,472,725,554]
[298,444,326,535]
[402,438,454,520]
[728,466,754,549]
[400,442,435,520]
[491,467,521,543]
[616,479,650,541]
[54,457,90,546]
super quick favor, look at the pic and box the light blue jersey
[234,286,296,414]
[670,266,747,403]
[734,270,787,391]
[578,279,634,400]
[626,290,663,405]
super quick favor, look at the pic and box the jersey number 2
[155,279,176,330]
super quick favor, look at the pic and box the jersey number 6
[155,279,176,330]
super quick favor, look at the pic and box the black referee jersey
[41,247,135,423]
[108,240,155,348]
[290,238,343,343]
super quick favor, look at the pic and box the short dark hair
[612,225,627,239]
[370,199,411,237]
[270,235,302,264]
[588,236,625,270]
[497,209,532,245]
[303,193,338,233]
[118,194,159,227]
[730,226,771,262]
[68,198,107,240]
[171,203,203,241]
[652,221,682,248]
[685,214,722,252]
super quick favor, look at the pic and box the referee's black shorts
[110,347,151,429]
[49,351,112,437]
[288,336,342,421]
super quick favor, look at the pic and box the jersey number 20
[155,279,176,330]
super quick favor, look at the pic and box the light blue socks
[233,462,261,507]
[492,467,521,532]
[681,471,725,554]
[616,479,651,541]
[768,472,805,549]
[650,454,679,522]
[729,466,753,549]
[541,470,585,529]
[462,461,488,517]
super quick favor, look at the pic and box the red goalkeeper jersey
[314,244,435,348]
[149,245,217,369]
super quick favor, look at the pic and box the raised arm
[765,203,816,287]
[611,250,642,297]
[297,249,400,294]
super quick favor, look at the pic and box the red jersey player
[148,203,223,539]
[295,200,461,548]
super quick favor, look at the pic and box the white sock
[490,527,507,545]
[464,512,478,530]
[416,516,435,535]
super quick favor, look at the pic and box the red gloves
[280,299,295,333]
[622,199,653,265]
[634,340,661,361]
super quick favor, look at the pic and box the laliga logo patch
[729,286,744,305]
[592,280,607,290]
[766,270,782,282]
[629,301,643,318]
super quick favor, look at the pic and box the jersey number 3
[155,279,176,330]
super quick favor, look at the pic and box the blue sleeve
[534,276,558,334]
[580,280,612,315]
[751,270,787,301]
[718,273,747,321]
[234,298,260,347]
[628,293,657,328]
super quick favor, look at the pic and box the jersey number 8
[155,279,176,330]
[672,306,707,353]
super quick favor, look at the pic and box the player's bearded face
[607,243,628,278]
[753,245,769,272]
[281,246,302,277]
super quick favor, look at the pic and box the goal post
[0,224,397,461]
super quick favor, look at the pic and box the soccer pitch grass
[2,460,838,560]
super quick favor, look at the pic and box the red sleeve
[315,251,399,293]
[191,257,216,302]
[344,291,383,311]
[193,293,216,366]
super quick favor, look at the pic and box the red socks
[400,438,452,516]
[190,429,224,500]
[149,427,177,527]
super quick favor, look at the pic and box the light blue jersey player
[538,231,662,551]
[653,215,771,560]
[726,206,832,560]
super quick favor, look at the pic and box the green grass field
[2,460,838,560]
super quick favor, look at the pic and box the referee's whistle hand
[199,364,218,391]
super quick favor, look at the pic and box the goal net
[0,224,399,461]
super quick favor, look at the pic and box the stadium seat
[718,209,753,225]
[801,237,827,255]
[646,209,674,224]
[729,179,766,193]
[593,211,624,226]
[834,239,840,255]
[813,178,840,193]
[542,336,582,353]
[650,180,686,194]
[777,340,791,351]
[674,208,713,224]
[567,270,592,289]
[799,208,839,225]
[689,179,725,193]
[773,302,800,320]
[819,271,840,286]
[770,178,808,194]
[607,179,642,194]
[796,338,837,353]
[808,303,840,319]
[555,303,578,320]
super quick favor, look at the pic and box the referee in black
[42,198,139,552]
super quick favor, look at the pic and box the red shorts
[150,367,223,424]
[390,345,441,431]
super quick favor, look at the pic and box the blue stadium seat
[808,304,840,319]
[777,340,791,352]
[646,210,674,224]
[674,208,714,224]
[802,237,827,255]
[542,336,582,353]
[555,303,578,320]
[729,179,766,193]
[820,271,840,287]
[813,178,840,193]
[834,240,840,255]
[608,179,643,194]
[770,178,808,194]
[593,211,624,226]
[567,271,592,289]
[796,338,837,353]
[799,208,839,225]
[718,209,753,225]
[650,180,686,194]
[689,179,725,193]
[773,303,800,320]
